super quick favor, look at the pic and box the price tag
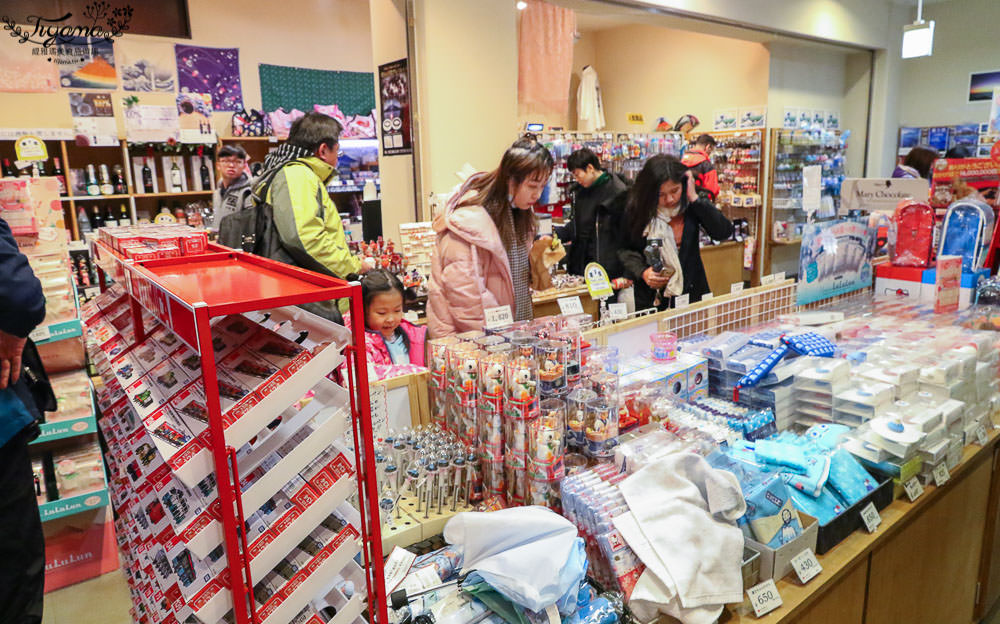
[608,303,627,321]
[976,424,989,446]
[790,548,822,584]
[860,502,881,533]
[28,324,51,343]
[675,294,690,309]
[557,296,585,316]
[730,282,744,295]
[747,579,783,617]
[484,305,513,330]
[903,477,924,502]
[701,292,714,302]
[932,463,950,487]
[761,274,775,285]
[776,272,786,281]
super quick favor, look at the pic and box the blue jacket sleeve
[0,218,45,338]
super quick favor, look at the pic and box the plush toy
[529,235,566,290]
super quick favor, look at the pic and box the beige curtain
[518,0,576,114]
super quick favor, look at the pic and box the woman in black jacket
[618,154,733,310]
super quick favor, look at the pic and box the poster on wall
[124,104,179,143]
[989,87,1000,136]
[798,110,812,130]
[738,107,765,129]
[970,70,1000,102]
[811,110,826,130]
[378,59,412,155]
[69,92,118,146]
[713,109,738,131]
[56,37,117,89]
[796,219,874,306]
[176,93,214,143]
[782,107,798,130]
[825,111,840,130]
[927,126,950,152]
[899,127,921,152]
[175,45,243,111]
[119,41,176,93]
[0,39,58,93]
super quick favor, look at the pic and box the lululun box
[744,512,819,581]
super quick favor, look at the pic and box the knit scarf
[260,142,314,179]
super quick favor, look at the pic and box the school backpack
[891,199,935,267]
[680,149,720,201]
[940,198,996,272]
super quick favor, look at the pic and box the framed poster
[378,59,412,155]
[970,70,1000,102]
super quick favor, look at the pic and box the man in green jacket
[256,112,363,318]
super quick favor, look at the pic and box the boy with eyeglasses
[211,143,254,231]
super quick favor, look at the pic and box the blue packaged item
[826,448,878,506]
[747,328,786,350]
[725,345,773,374]
[780,454,830,497]
[754,439,810,472]
[788,484,847,526]
[743,473,804,548]
[939,198,995,271]
[703,331,750,360]
[803,423,851,450]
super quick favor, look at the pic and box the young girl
[352,269,427,380]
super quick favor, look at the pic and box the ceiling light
[517,1,527,9]
[902,0,934,59]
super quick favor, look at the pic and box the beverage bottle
[199,158,212,190]
[85,164,100,196]
[52,157,67,195]
[169,161,183,192]
[98,164,113,195]
[1,158,13,178]
[119,203,130,226]
[141,159,154,193]
[103,204,118,227]
[91,205,104,229]
[77,206,92,233]
[112,164,127,194]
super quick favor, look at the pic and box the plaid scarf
[503,206,532,321]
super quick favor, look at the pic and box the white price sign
[28,324,51,343]
[860,502,881,533]
[776,272,786,281]
[608,303,627,321]
[747,579,783,617]
[976,424,989,446]
[557,296,585,316]
[761,274,776,285]
[484,305,513,330]
[701,292,714,302]
[675,293,690,309]
[730,282,744,295]
[903,477,924,502]
[790,548,822,584]
[932,463,950,487]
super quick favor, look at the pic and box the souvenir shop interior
[5,0,1000,624]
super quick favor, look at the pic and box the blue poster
[899,127,921,149]
[927,127,950,152]
[952,124,980,147]
[797,219,874,305]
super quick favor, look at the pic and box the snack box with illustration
[47,370,93,423]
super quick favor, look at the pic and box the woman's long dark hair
[457,138,554,248]
[624,153,688,242]
[902,145,938,179]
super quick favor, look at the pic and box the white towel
[617,453,747,611]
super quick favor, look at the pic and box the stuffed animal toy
[529,235,566,290]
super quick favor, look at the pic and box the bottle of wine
[1,158,13,178]
[98,164,114,195]
[169,160,183,192]
[141,159,154,193]
[85,164,100,196]
[112,164,127,194]
[52,157,67,195]
[30,162,40,178]
[200,157,212,190]
[119,203,130,226]
[77,206,92,234]
[91,205,104,229]
[104,204,118,228]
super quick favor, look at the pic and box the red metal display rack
[93,241,388,624]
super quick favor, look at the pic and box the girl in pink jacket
[345,269,427,380]
[428,138,555,337]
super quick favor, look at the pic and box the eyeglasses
[218,158,245,166]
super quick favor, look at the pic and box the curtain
[518,0,576,114]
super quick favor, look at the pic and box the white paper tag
[932,463,950,487]
[730,282,744,295]
[776,272,786,281]
[903,477,924,502]
[29,324,51,343]
[484,305,513,330]
[557,296,585,316]
[747,579,783,617]
[608,303,627,321]
[675,294,690,309]
[860,502,881,533]
[383,547,417,593]
[976,424,989,446]
[701,292,714,302]
[790,548,822,584]
[761,274,775,285]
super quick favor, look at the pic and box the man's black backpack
[217,167,296,268]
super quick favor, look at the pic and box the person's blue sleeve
[0,218,45,338]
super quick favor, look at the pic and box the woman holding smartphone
[618,154,733,310]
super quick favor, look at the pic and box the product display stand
[90,242,387,624]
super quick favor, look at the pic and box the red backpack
[891,199,935,267]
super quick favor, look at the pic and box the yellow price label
[626,113,644,125]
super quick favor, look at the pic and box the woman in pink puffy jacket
[428,138,554,337]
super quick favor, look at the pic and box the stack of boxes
[97,224,208,260]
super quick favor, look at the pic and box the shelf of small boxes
[82,250,380,624]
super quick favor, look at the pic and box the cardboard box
[745,512,820,581]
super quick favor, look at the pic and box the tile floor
[42,571,132,624]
